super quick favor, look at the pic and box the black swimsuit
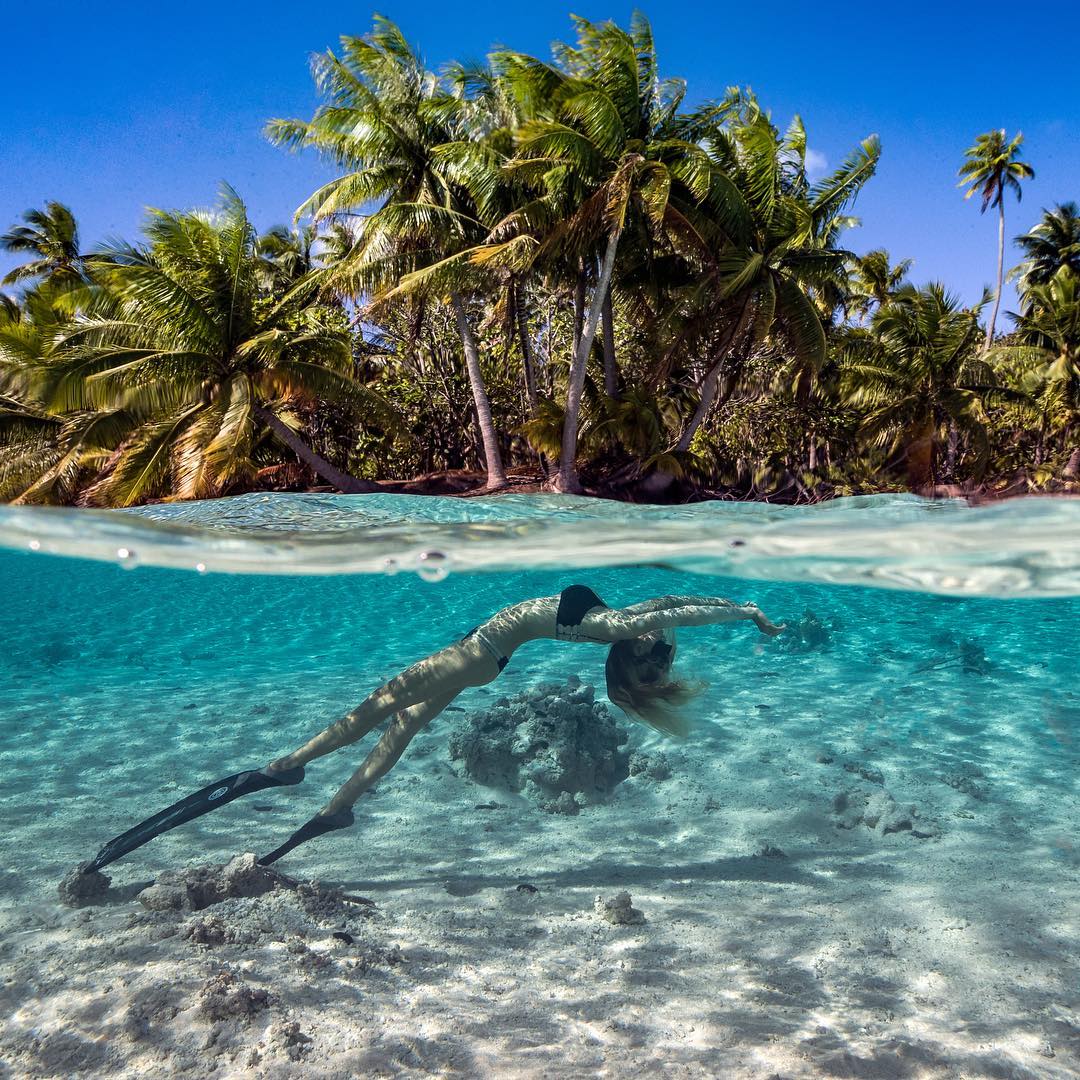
[554,584,608,642]
[463,585,609,670]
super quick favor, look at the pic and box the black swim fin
[257,808,355,866]
[84,765,305,874]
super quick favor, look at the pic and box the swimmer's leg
[83,764,306,874]
[257,691,456,866]
[267,641,488,774]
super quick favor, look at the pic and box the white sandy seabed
[0,627,1078,1080]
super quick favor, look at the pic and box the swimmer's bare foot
[751,610,786,637]
[266,758,306,777]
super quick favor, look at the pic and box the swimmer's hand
[747,606,786,637]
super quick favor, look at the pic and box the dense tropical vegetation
[2,14,1078,505]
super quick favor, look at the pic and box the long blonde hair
[604,630,705,738]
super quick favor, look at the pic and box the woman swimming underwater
[83,586,784,873]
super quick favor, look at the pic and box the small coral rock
[595,891,646,926]
[138,853,285,913]
[832,787,940,839]
[58,863,111,908]
[220,853,279,899]
[183,914,229,946]
[449,677,630,812]
[271,1020,313,1061]
[842,760,884,785]
[197,971,269,1022]
[137,884,188,912]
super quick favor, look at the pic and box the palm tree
[1011,202,1080,303]
[256,224,320,292]
[995,268,1080,477]
[841,284,996,488]
[0,291,76,502]
[266,16,507,490]
[668,111,879,454]
[0,284,139,503]
[14,189,383,505]
[847,249,913,320]
[0,389,68,503]
[958,130,1034,351]
[1,202,83,288]
[494,14,712,491]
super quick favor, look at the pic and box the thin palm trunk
[946,420,960,476]
[555,231,620,493]
[513,282,539,412]
[513,282,550,479]
[640,298,755,500]
[675,297,755,452]
[572,268,586,358]
[253,403,380,493]
[451,292,507,490]
[601,286,618,398]
[984,201,1006,353]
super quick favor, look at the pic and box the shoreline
[238,466,1080,508]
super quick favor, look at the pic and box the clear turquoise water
[0,490,1075,876]
[0,493,1078,884]
[0,493,1077,1076]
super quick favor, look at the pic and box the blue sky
[3,1,1078,317]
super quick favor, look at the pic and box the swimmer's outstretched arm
[585,597,785,640]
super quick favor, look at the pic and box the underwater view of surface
[0,493,1077,1078]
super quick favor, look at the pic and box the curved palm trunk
[640,298,755,499]
[451,292,507,490]
[676,298,755,453]
[984,201,1006,353]
[555,232,621,493]
[253,403,380,494]
[601,286,619,398]
[1063,445,1080,480]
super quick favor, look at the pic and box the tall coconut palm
[847,249,913,320]
[16,189,383,505]
[266,16,507,489]
[256,224,320,292]
[958,130,1034,351]
[668,112,879,454]
[841,284,996,488]
[1,202,83,288]
[995,268,1080,477]
[1011,202,1080,303]
[493,14,712,491]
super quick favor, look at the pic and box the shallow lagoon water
[0,494,1077,1078]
